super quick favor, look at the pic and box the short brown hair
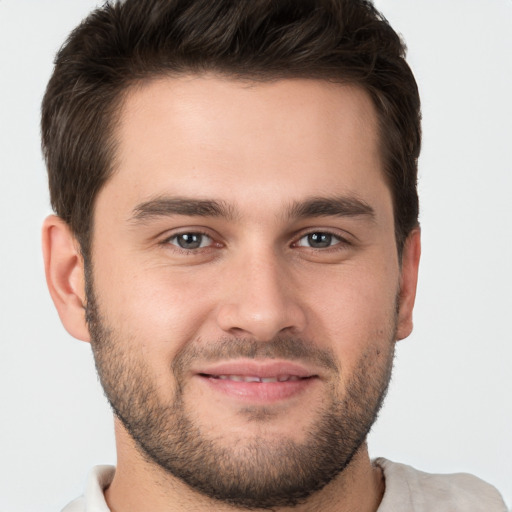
[42,0,421,258]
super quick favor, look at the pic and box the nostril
[216,307,306,340]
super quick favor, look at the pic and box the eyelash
[161,230,219,254]
[161,229,352,254]
[293,231,351,251]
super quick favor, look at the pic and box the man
[40,0,507,511]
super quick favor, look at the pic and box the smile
[194,361,319,402]
[203,374,306,383]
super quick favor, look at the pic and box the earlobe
[396,228,421,341]
[42,215,90,342]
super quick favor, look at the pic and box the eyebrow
[129,195,375,224]
[130,197,236,223]
[286,196,375,221]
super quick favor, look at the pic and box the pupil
[178,233,201,249]
[308,233,332,248]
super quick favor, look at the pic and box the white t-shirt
[62,458,508,511]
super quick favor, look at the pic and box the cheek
[303,260,399,352]
[92,257,214,358]
[305,272,398,395]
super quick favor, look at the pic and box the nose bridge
[215,244,306,340]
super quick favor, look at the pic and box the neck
[104,421,384,512]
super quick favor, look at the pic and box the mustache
[171,336,339,377]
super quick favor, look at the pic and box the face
[84,76,415,508]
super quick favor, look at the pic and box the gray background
[0,0,511,510]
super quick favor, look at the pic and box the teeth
[213,375,302,383]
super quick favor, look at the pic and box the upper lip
[193,359,318,379]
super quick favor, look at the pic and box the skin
[43,76,420,512]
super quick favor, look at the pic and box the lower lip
[198,375,317,402]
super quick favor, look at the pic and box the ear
[396,228,421,341]
[42,215,90,342]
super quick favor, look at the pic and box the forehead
[102,75,386,217]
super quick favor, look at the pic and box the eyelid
[295,233,341,248]
[292,228,354,248]
[157,226,354,254]
[169,232,212,248]
[160,227,222,252]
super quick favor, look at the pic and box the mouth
[194,360,319,402]
[200,374,307,383]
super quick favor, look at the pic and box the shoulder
[61,465,115,512]
[375,458,507,512]
[61,496,85,512]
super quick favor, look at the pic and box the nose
[215,251,307,341]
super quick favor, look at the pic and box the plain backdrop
[0,1,510,511]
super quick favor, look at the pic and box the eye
[167,232,213,250]
[295,232,343,249]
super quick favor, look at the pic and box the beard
[85,277,396,510]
